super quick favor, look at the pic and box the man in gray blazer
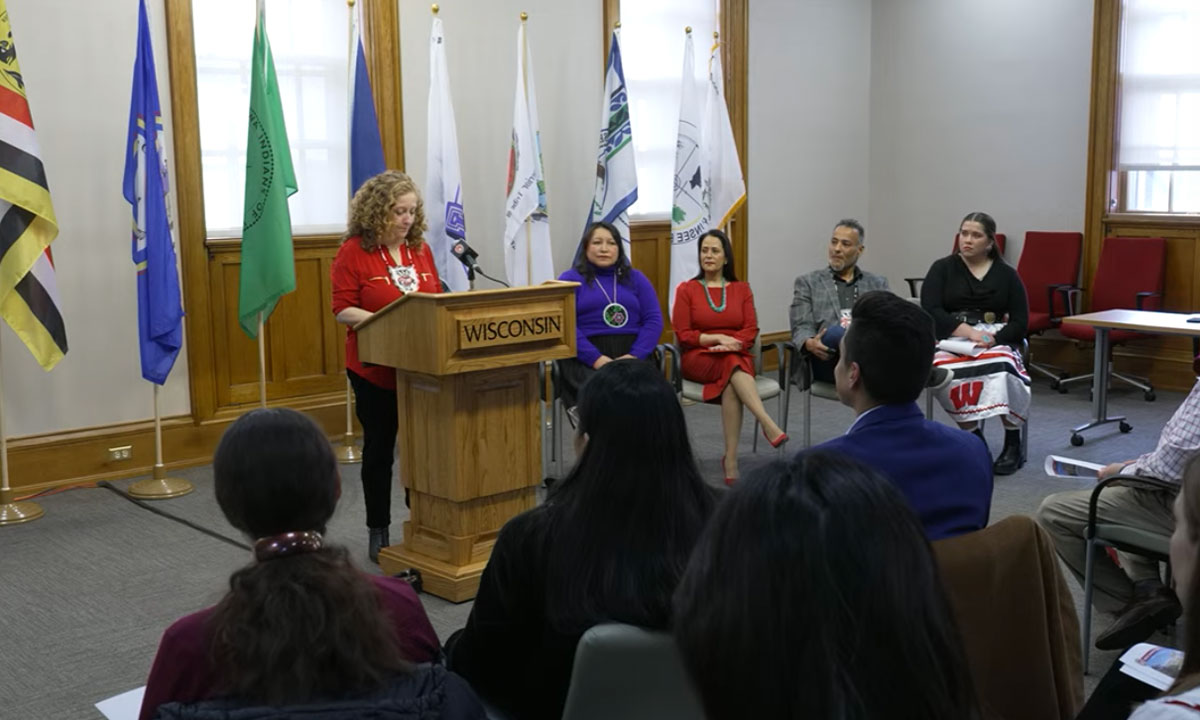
[789,219,890,386]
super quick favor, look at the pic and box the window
[619,0,717,220]
[193,0,349,236]
[1117,0,1200,212]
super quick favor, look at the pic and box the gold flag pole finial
[685,26,692,34]
[614,20,621,29]
[347,0,354,7]
[432,3,439,14]
[520,11,528,21]
[714,30,719,40]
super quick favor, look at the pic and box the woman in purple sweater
[556,221,664,408]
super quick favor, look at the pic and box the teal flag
[239,3,297,338]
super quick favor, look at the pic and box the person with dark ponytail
[138,408,482,720]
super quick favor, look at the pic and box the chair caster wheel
[1049,380,1059,391]
[1071,433,1084,447]
[1120,421,1133,433]
[1144,391,1156,402]
[1058,385,1069,394]
[1088,390,1094,402]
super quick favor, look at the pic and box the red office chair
[905,232,1009,297]
[1015,232,1083,384]
[1057,236,1166,401]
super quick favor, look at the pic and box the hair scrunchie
[253,531,323,562]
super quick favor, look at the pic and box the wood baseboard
[7,395,359,494]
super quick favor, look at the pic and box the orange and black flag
[0,2,66,370]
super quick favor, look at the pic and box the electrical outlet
[107,445,132,462]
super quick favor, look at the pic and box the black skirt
[558,333,638,407]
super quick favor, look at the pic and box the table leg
[1070,326,1128,444]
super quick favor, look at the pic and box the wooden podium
[355,281,576,601]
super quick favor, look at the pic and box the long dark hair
[1167,455,1200,695]
[207,408,408,705]
[691,228,738,282]
[544,360,715,634]
[673,452,980,720]
[573,221,632,286]
[959,211,1000,260]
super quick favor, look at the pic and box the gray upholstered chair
[559,623,705,720]
[1081,474,1178,673]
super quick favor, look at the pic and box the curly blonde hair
[346,170,427,251]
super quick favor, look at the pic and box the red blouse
[331,238,442,389]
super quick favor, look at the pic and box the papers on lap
[1119,643,1184,691]
[96,686,145,720]
[1044,455,1106,479]
[937,338,984,357]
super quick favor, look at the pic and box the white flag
[426,17,470,292]
[503,22,554,286]
[704,39,745,229]
[588,30,637,253]
[669,32,707,313]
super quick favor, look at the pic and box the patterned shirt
[1126,378,1200,483]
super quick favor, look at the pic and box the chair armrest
[654,343,682,394]
[905,278,924,299]
[1086,474,1179,540]
[1135,291,1161,311]
[1047,284,1079,321]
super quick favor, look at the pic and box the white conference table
[1061,309,1200,445]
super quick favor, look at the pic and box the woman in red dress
[672,230,787,483]
[331,170,442,562]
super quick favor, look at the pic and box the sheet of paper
[1044,454,1107,479]
[1119,643,1182,691]
[936,338,984,357]
[95,686,145,720]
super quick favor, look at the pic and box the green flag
[239,3,297,338]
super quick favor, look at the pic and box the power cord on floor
[97,480,251,552]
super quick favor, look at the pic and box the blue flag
[122,0,183,385]
[350,19,385,197]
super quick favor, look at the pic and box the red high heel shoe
[721,456,736,486]
[764,428,789,449]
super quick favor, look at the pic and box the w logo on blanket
[950,381,984,410]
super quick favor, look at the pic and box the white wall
[867,0,1094,291]
[3,0,190,438]
[748,0,873,332]
[397,0,602,284]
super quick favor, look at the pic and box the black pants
[557,333,637,407]
[348,370,397,530]
[1074,654,1158,720]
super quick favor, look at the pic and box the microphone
[450,239,510,288]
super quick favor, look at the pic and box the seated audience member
[1037,376,1200,651]
[446,360,717,720]
[673,452,981,720]
[672,228,787,483]
[556,221,663,410]
[804,290,993,540]
[788,218,889,386]
[139,409,481,720]
[1125,455,1200,719]
[921,211,1031,475]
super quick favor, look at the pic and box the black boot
[368,527,390,564]
[993,428,1023,476]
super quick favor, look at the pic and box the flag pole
[521,11,531,286]
[0,331,44,525]
[127,384,194,499]
[258,313,267,407]
[337,0,362,464]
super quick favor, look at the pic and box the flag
[123,0,183,385]
[587,30,637,254]
[503,21,554,287]
[349,5,384,197]
[704,38,744,230]
[0,1,66,370]
[426,16,469,292]
[239,0,297,339]
[668,31,707,313]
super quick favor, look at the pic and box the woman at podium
[332,171,442,562]
[672,229,788,484]
[556,221,663,411]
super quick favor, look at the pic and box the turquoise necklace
[702,277,727,312]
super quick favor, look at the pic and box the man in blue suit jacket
[804,290,993,541]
